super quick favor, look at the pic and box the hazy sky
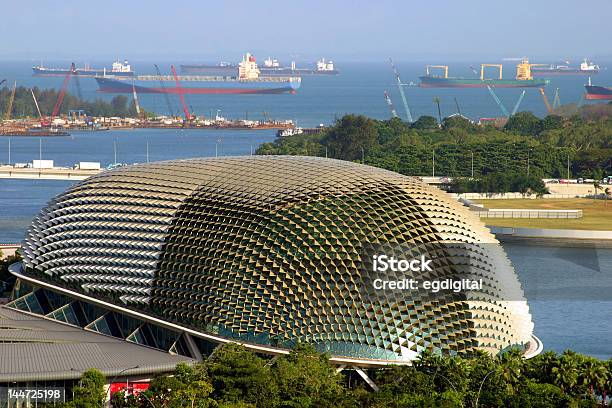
[2,0,610,61]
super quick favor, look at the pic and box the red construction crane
[51,63,76,118]
[170,65,191,121]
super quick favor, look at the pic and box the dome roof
[22,156,533,361]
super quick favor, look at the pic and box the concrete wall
[546,183,604,196]
[489,226,612,239]
[476,209,582,219]
[455,192,588,200]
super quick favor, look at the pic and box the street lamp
[108,365,140,407]
[527,148,532,176]
[474,369,497,408]
[471,151,474,178]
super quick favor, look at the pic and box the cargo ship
[96,54,301,94]
[532,59,599,76]
[419,60,549,88]
[33,60,134,77]
[179,62,236,76]
[181,57,338,76]
[585,78,612,100]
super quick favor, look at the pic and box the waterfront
[0,61,611,359]
[2,60,612,127]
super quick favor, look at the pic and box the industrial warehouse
[1,156,540,398]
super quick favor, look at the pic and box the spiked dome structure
[14,156,537,364]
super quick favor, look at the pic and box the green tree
[73,369,107,408]
[505,111,543,136]
[411,115,438,130]
[442,115,475,131]
[272,343,349,408]
[507,380,567,408]
[323,114,378,161]
[206,343,278,407]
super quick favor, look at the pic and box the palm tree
[498,348,524,395]
[594,180,601,196]
[578,358,607,397]
[552,355,579,394]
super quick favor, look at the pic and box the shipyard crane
[389,58,413,122]
[469,65,510,117]
[454,97,461,115]
[486,86,510,117]
[171,65,191,121]
[539,88,553,114]
[384,90,398,118]
[154,64,176,117]
[4,81,16,120]
[433,97,442,123]
[511,90,526,116]
[552,88,561,111]
[131,81,142,119]
[72,70,83,101]
[51,63,76,119]
[31,89,43,119]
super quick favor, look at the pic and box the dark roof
[0,306,194,382]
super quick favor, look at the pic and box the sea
[0,59,611,359]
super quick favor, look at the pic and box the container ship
[181,57,338,76]
[33,60,134,77]
[585,78,612,100]
[532,59,599,76]
[96,54,301,94]
[419,60,549,88]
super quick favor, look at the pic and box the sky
[1,0,611,62]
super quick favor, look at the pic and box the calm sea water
[0,60,611,359]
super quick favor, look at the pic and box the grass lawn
[472,198,612,231]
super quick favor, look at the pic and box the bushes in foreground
[75,344,612,408]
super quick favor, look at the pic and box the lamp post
[474,369,497,408]
[527,148,531,176]
[471,151,474,178]
[432,149,435,177]
[108,365,140,407]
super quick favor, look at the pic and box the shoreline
[489,226,612,248]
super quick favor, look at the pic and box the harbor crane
[0,79,6,87]
[552,88,561,111]
[170,65,191,121]
[4,81,16,120]
[433,97,442,123]
[539,88,553,114]
[31,89,43,120]
[389,58,413,122]
[511,90,526,116]
[454,97,461,115]
[469,65,509,117]
[154,64,175,117]
[383,90,398,118]
[131,81,143,120]
[51,63,76,119]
